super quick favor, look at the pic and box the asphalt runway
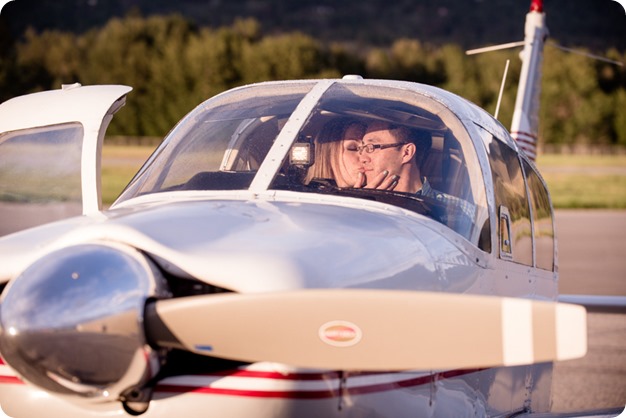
[556,210,626,297]
[551,210,626,414]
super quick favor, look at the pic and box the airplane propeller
[146,289,587,371]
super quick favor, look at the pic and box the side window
[0,123,84,235]
[487,137,532,266]
[523,159,555,271]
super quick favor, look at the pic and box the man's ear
[401,143,416,164]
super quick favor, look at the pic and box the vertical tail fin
[510,0,549,161]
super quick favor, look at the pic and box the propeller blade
[145,290,586,371]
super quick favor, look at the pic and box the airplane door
[0,84,132,235]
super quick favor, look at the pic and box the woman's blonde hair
[304,118,364,185]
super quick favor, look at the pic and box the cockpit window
[271,83,488,245]
[116,80,488,246]
[118,82,315,197]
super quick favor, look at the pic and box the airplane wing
[559,295,626,314]
[514,406,625,417]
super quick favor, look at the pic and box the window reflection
[523,159,555,271]
[486,137,532,266]
[0,123,83,235]
[283,83,489,246]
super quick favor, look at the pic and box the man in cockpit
[354,120,424,192]
[354,120,475,219]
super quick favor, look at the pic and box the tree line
[1,13,625,147]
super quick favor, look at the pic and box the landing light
[289,142,314,166]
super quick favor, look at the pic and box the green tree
[240,32,325,83]
[0,20,20,102]
[540,47,616,146]
[6,11,624,145]
[77,14,197,135]
[438,44,482,105]
[325,42,364,78]
[615,89,626,146]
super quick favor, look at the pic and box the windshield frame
[249,80,334,193]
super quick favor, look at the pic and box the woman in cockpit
[305,118,365,188]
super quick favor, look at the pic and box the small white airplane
[0,1,621,417]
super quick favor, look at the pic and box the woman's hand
[354,170,399,190]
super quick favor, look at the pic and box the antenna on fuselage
[494,59,511,120]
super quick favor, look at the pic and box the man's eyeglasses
[356,142,408,155]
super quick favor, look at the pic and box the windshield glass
[118,82,315,197]
[271,82,488,245]
[117,80,488,246]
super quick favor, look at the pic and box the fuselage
[0,188,555,417]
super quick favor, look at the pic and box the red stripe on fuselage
[511,131,537,141]
[154,368,486,399]
[199,369,343,380]
[0,357,486,400]
[155,384,338,399]
[0,376,22,384]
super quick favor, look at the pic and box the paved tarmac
[556,210,626,297]
[551,210,626,414]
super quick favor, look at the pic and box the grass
[542,173,626,209]
[536,154,626,168]
[102,145,156,160]
[101,165,143,204]
[536,154,626,209]
[102,145,155,204]
[101,145,626,209]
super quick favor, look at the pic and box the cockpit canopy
[117,80,489,247]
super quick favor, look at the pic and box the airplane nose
[0,244,167,409]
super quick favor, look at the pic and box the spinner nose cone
[0,244,166,402]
